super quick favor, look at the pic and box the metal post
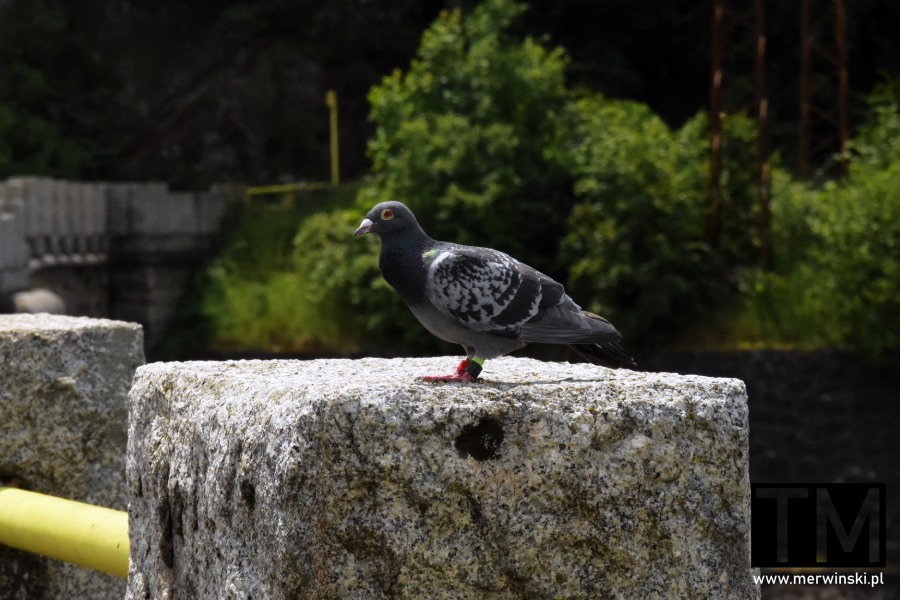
[834,0,849,177]
[708,0,725,251]
[326,90,340,185]
[799,0,811,178]
[755,0,772,268]
[0,487,129,578]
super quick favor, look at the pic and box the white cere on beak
[354,218,374,238]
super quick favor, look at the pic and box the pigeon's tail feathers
[568,341,637,369]
[568,310,636,368]
[519,306,623,343]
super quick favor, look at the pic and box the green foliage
[187,198,317,354]
[726,268,834,350]
[561,99,760,346]
[798,85,900,358]
[361,0,573,276]
[0,0,104,177]
[727,83,900,359]
[804,168,900,358]
[193,185,441,356]
[852,79,900,170]
[355,0,766,350]
[712,112,762,267]
[201,208,381,353]
[734,168,900,358]
[289,207,441,353]
[183,3,899,362]
[767,170,819,272]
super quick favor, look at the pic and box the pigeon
[354,201,636,382]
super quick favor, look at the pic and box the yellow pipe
[0,487,129,578]
[244,182,329,197]
[326,90,340,185]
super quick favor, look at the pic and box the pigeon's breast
[379,245,427,303]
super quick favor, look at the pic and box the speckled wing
[423,245,563,336]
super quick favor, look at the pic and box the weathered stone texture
[0,314,144,599]
[127,357,758,600]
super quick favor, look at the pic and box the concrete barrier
[1,177,242,348]
[0,183,29,298]
[0,314,144,598]
[126,357,759,599]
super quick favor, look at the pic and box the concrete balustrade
[0,177,241,347]
[0,186,28,299]
[2,177,239,270]
[6,177,115,267]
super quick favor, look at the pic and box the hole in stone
[240,479,256,510]
[455,417,504,461]
[158,500,174,568]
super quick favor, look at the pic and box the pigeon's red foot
[422,359,479,383]
[422,371,477,383]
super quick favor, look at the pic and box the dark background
[2,0,899,187]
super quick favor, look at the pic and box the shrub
[196,1,900,360]
[561,99,760,346]
[795,83,900,358]
[360,0,573,276]
[731,81,900,358]
[288,207,438,354]
[852,79,900,170]
[804,164,900,358]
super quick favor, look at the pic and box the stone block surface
[127,357,757,599]
[0,314,145,599]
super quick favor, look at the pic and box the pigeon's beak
[354,218,374,238]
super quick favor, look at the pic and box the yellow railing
[325,90,340,185]
[0,487,129,578]
[244,88,341,206]
[244,181,332,207]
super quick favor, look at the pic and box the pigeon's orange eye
[381,208,394,220]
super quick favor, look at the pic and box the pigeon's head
[354,201,421,239]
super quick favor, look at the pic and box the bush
[195,200,444,356]
[191,187,384,355]
[360,0,573,276]
[359,0,770,349]
[289,207,439,354]
[805,165,900,358]
[852,79,900,170]
[196,200,324,353]
[561,99,760,346]
[731,82,900,358]
[192,3,899,360]
[795,83,900,358]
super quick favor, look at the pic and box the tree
[360,0,573,277]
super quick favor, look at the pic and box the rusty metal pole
[755,0,772,268]
[799,0,811,178]
[708,0,725,251]
[326,90,340,185]
[834,0,849,177]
